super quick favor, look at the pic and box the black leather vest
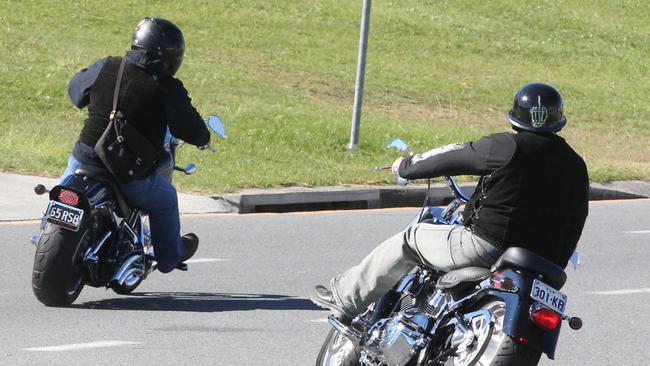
[462,131,588,264]
[79,56,167,150]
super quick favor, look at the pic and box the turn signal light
[530,306,561,331]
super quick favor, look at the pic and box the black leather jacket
[68,49,210,149]
[399,131,589,268]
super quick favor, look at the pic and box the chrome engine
[360,312,430,366]
[358,287,454,365]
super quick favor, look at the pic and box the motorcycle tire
[443,298,541,366]
[316,328,362,366]
[32,223,88,307]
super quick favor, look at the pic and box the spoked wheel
[316,328,362,366]
[445,299,541,366]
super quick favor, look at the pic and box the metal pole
[348,0,372,150]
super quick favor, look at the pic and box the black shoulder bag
[95,58,161,183]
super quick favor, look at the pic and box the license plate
[46,201,84,232]
[530,279,567,315]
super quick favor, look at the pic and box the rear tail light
[58,189,80,206]
[530,304,561,331]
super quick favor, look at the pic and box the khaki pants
[331,224,504,316]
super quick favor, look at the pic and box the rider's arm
[164,78,211,147]
[398,133,516,180]
[559,170,589,267]
[68,58,107,109]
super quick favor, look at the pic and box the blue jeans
[61,153,183,273]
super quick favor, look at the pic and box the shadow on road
[71,292,322,312]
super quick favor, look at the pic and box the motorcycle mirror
[207,115,227,139]
[388,139,410,153]
[569,250,580,270]
[183,163,198,175]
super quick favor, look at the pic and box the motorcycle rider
[60,18,211,273]
[312,83,589,322]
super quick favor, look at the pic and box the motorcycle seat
[436,266,491,291]
[74,168,131,218]
[491,247,567,289]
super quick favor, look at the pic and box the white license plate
[46,201,84,232]
[530,279,567,315]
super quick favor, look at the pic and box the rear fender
[60,175,116,211]
[49,185,91,213]
[486,269,561,359]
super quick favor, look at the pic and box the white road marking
[309,318,330,323]
[22,340,140,352]
[585,288,650,296]
[623,230,650,234]
[185,258,229,264]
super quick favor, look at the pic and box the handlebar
[376,163,471,200]
[444,176,471,202]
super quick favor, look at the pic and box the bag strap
[109,57,127,121]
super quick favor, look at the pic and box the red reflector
[59,189,80,206]
[530,306,561,331]
[518,336,528,344]
[491,271,505,279]
[490,273,516,291]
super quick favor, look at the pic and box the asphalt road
[1,199,649,365]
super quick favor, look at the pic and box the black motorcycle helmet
[507,83,567,133]
[131,18,185,75]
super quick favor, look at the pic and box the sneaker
[181,233,199,262]
[311,285,353,324]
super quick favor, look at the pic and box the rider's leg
[330,224,503,316]
[119,174,183,273]
[59,154,83,185]
[409,224,502,271]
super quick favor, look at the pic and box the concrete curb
[1,172,648,220]
[214,183,479,214]
[588,180,650,200]
[212,180,650,214]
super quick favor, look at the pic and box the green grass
[0,0,648,193]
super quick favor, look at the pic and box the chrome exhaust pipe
[111,255,143,286]
[121,267,145,287]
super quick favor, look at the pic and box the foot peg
[328,315,362,343]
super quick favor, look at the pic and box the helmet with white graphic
[507,83,567,133]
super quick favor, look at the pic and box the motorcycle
[29,115,227,307]
[316,139,582,366]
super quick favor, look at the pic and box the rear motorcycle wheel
[32,223,88,306]
[316,328,362,366]
[443,299,541,366]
